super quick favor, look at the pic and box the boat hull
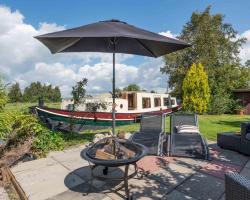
[35,106,180,127]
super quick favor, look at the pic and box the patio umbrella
[35,19,190,134]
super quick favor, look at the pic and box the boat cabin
[61,91,177,113]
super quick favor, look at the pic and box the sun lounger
[131,113,166,156]
[168,113,210,160]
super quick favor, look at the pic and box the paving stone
[11,157,57,173]
[162,190,197,200]
[200,160,241,179]
[177,172,224,200]
[210,146,249,166]
[128,176,170,199]
[136,156,174,173]
[244,159,250,169]
[0,187,10,200]
[171,157,208,170]
[106,176,170,200]
[148,163,195,188]
[219,193,225,200]
[46,182,111,200]
[50,149,89,171]
[240,167,250,180]
[13,164,84,200]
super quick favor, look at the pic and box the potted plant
[235,104,245,115]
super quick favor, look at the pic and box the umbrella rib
[135,39,157,57]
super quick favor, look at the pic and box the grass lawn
[90,114,250,141]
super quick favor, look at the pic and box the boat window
[142,98,151,108]
[154,97,161,107]
[120,104,123,109]
[67,104,74,111]
[163,98,170,106]
[171,99,176,105]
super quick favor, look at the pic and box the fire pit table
[81,137,148,200]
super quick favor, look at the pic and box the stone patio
[10,142,250,200]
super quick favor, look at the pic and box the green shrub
[1,113,65,157]
[182,63,210,114]
[0,112,16,140]
[33,130,64,157]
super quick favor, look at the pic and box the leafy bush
[0,111,16,140]
[33,130,64,157]
[0,76,8,111]
[207,92,235,114]
[0,112,65,157]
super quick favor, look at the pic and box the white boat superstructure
[61,91,178,113]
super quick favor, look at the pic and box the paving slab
[240,167,250,180]
[0,187,9,200]
[200,160,241,179]
[162,190,197,200]
[244,159,250,169]
[219,193,225,200]
[148,163,195,188]
[47,182,111,200]
[50,149,89,171]
[106,176,170,200]
[13,163,84,200]
[177,172,225,200]
[136,156,173,173]
[210,146,249,166]
[11,157,57,173]
[171,157,208,170]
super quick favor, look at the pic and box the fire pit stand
[82,137,148,200]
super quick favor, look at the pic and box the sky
[0,0,250,97]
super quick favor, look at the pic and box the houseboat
[36,91,180,126]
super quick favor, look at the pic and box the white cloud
[0,5,168,97]
[159,30,177,39]
[239,29,250,64]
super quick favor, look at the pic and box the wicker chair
[168,113,210,160]
[131,113,166,156]
[217,122,250,156]
[240,122,250,156]
[225,172,250,200]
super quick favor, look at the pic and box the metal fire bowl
[81,138,148,167]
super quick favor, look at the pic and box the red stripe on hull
[40,106,180,120]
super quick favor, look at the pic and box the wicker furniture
[168,114,210,160]
[217,132,241,152]
[225,172,250,200]
[131,113,166,156]
[241,122,250,156]
[217,122,250,156]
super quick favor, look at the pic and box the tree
[22,82,62,102]
[53,86,61,102]
[161,6,248,113]
[182,63,210,114]
[8,82,22,103]
[71,78,88,110]
[123,84,140,91]
[0,76,8,111]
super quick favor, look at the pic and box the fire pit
[82,137,148,200]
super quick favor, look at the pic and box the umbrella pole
[112,52,116,135]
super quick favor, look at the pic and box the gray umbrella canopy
[35,19,190,134]
[35,19,189,56]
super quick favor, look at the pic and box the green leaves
[0,76,8,111]
[162,6,249,113]
[22,81,61,102]
[71,78,88,108]
[182,63,210,114]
